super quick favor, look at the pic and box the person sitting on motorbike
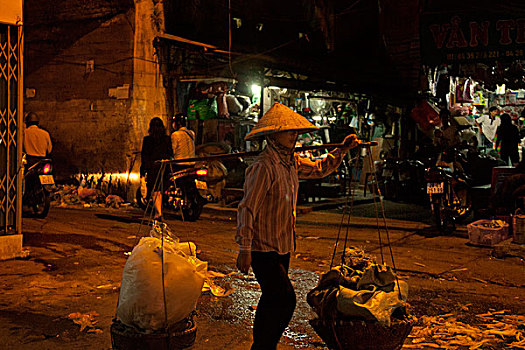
[170,113,206,205]
[23,112,52,166]
[434,110,466,174]
[439,109,461,148]
[170,113,196,171]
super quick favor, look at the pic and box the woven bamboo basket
[309,318,413,350]
[111,312,197,350]
[513,211,525,244]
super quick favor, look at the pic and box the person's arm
[297,134,358,179]
[475,116,483,129]
[235,162,271,273]
[46,132,52,156]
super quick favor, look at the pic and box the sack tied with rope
[116,223,207,332]
[307,247,409,327]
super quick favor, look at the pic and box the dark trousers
[481,134,493,151]
[500,147,519,165]
[250,251,296,350]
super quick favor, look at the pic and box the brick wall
[24,0,170,181]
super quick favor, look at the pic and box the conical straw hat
[245,102,318,140]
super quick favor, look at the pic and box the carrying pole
[158,141,378,164]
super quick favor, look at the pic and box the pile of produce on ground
[406,311,525,349]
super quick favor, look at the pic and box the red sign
[421,14,525,65]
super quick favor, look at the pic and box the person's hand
[140,177,147,198]
[236,251,251,274]
[342,134,359,151]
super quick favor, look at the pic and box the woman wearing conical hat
[235,102,359,349]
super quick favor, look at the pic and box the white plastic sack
[117,237,207,331]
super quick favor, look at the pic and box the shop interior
[176,76,405,205]
[423,61,525,156]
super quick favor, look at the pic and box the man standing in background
[476,106,500,153]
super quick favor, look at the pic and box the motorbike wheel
[181,197,204,222]
[431,201,444,231]
[32,188,50,218]
[136,188,150,210]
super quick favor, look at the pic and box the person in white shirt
[169,113,206,208]
[23,112,52,163]
[475,106,500,152]
[170,113,195,170]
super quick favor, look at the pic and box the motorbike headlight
[196,169,208,176]
[43,163,52,174]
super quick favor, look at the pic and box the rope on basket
[329,144,402,299]
[115,160,173,332]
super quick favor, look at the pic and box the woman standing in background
[140,117,173,220]
[495,113,520,167]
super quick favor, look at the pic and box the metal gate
[0,24,22,235]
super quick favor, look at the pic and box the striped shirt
[236,146,348,254]
[171,127,195,165]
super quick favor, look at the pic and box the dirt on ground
[0,206,523,349]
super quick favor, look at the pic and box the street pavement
[0,198,523,349]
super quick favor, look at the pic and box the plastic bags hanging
[117,224,207,331]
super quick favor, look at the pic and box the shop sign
[0,0,23,25]
[421,13,525,65]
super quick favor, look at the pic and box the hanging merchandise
[464,78,475,101]
[409,100,441,131]
[187,98,218,119]
[456,77,474,103]
[505,92,517,105]
[211,82,229,118]
[366,113,376,127]
[349,115,359,128]
[435,66,449,101]
[472,91,487,106]
[456,78,466,103]
[448,76,457,107]
[225,94,243,115]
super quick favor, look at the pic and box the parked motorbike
[425,148,472,232]
[22,156,54,218]
[136,165,208,221]
[378,158,426,203]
